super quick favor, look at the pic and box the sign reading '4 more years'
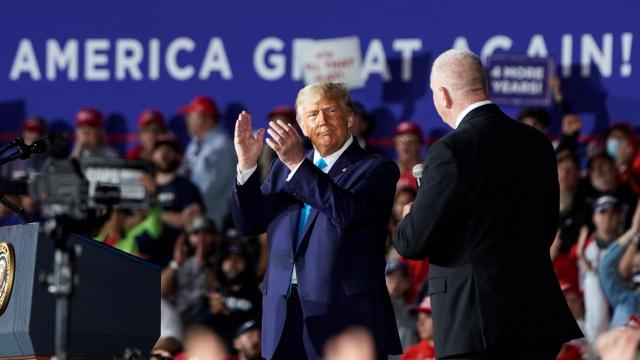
[486,55,553,107]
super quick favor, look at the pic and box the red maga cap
[75,108,104,127]
[138,109,166,128]
[394,121,424,143]
[21,117,45,135]
[180,95,219,118]
[268,105,297,123]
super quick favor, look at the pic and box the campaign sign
[487,55,553,106]
[298,36,364,89]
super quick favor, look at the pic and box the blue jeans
[599,242,640,327]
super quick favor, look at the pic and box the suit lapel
[295,139,368,255]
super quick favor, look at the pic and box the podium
[0,223,160,359]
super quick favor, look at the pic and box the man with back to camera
[393,49,583,360]
[232,82,402,359]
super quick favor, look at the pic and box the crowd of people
[1,79,639,359]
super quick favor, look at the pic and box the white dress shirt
[455,100,493,129]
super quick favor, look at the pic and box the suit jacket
[394,104,583,358]
[232,139,402,359]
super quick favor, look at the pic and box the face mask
[606,138,619,160]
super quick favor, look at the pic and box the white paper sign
[297,36,364,89]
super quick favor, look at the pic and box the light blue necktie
[295,157,327,249]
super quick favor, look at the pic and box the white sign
[297,36,364,89]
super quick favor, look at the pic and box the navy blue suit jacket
[232,139,402,358]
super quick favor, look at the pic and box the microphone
[412,164,424,189]
[0,136,48,167]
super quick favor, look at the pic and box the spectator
[71,107,119,160]
[139,133,203,266]
[231,320,262,360]
[604,123,640,195]
[324,327,377,360]
[595,326,640,360]
[385,260,418,355]
[96,192,163,256]
[389,186,429,305]
[393,120,424,189]
[517,107,552,134]
[1,116,48,179]
[586,153,637,226]
[206,244,262,347]
[127,109,167,161]
[401,296,436,360]
[178,95,235,230]
[558,151,590,252]
[160,216,219,326]
[599,201,640,327]
[179,325,229,360]
[351,102,377,153]
[576,195,623,342]
[557,279,596,360]
[154,299,184,357]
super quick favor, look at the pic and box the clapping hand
[234,111,265,172]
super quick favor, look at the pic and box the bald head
[431,49,487,99]
[430,49,489,128]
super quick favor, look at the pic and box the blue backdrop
[0,0,638,154]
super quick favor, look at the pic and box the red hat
[21,117,45,135]
[396,172,418,192]
[268,105,297,123]
[75,108,104,127]
[394,121,424,143]
[180,95,219,118]
[413,296,432,314]
[138,109,166,128]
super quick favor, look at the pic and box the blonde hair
[295,82,353,121]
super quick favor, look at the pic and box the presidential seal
[0,242,15,315]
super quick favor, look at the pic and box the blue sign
[0,0,638,154]
[487,55,552,106]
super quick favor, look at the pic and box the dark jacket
[394,104,583,358]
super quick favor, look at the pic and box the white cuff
[237,165,258,185]
[286,159,306,182]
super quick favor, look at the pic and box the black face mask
[594,237,612,250]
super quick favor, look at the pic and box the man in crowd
[160,216,219,326]
[385,260,418,354]
[577,195,625,341]
[206,244,262,347]
[127,108,167,161]
[139,133,203,265]
[394,49,582,359]
[393,120,424,189]
[1,116,48,179]
[232,82,401,358]
[179,95,235,229]
[598,201,640,327]
[231,320,262,360]
[71,107,119,160]
[401,296,436,360]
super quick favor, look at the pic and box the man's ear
[439,86,453,109]
[298,119,308,137]
[346,113,354,129]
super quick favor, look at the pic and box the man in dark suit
[394,50,583,360]
[232,82,402,359]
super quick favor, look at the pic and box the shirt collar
[193,126,219,144]
[455,100,493,129]
[313,135,353,172]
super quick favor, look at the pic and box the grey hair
[295,82,353,121]
[430,49,487,98]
